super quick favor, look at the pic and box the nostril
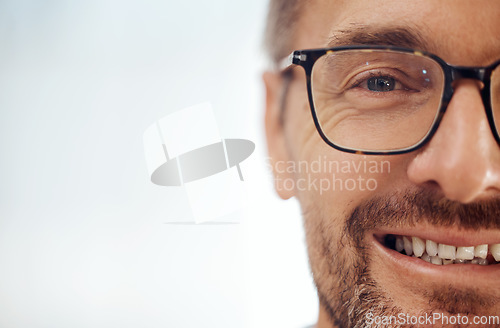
[421,180,441,191]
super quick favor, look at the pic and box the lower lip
[370,234,500,283]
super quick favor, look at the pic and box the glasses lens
[311,50,445,152]
[491,66,500,138]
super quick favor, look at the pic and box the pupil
[367,77,395,92]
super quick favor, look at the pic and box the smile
[372,226,500,279]
[383,234,500,266]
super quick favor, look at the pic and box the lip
[370,226,500,286]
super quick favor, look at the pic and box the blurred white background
[0,1,317,327]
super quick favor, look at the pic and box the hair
[264,0,304,66]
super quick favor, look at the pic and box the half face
[265,1,500,327]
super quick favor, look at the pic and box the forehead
[295,0,500,66]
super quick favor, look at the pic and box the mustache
[346,187,500,245]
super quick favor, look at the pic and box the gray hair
[264,0,304,65]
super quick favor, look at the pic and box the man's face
[265,1,500,327]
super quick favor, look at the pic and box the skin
[264,1,500,327]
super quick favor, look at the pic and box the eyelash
[350,71,406,91]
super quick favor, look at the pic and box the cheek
[294,148,409,221]
[295,151,406,206]
[283,75,412,219]
[284,78,317,155]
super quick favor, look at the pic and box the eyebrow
[327,25,432,51]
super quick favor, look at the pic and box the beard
[302,186,500,328]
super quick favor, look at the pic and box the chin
[303,187,500,328]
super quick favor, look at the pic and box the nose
[407,79,500,203]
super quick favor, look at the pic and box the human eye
[312,52,441,116]
[348,70,415,94]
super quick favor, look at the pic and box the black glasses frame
[281,45,500,155]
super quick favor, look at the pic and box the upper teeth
[491,244,500,261]
[403,236,413,256]
[426,239,438,257]
[438,244,456,260]
[456,246,474,260]
[475,244,488,259]
[412,237,425,257]
[393,236,500,265]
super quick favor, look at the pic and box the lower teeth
[415,254,489,265]
[384,235,498,266]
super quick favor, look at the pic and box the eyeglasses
[280,45,500,155]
